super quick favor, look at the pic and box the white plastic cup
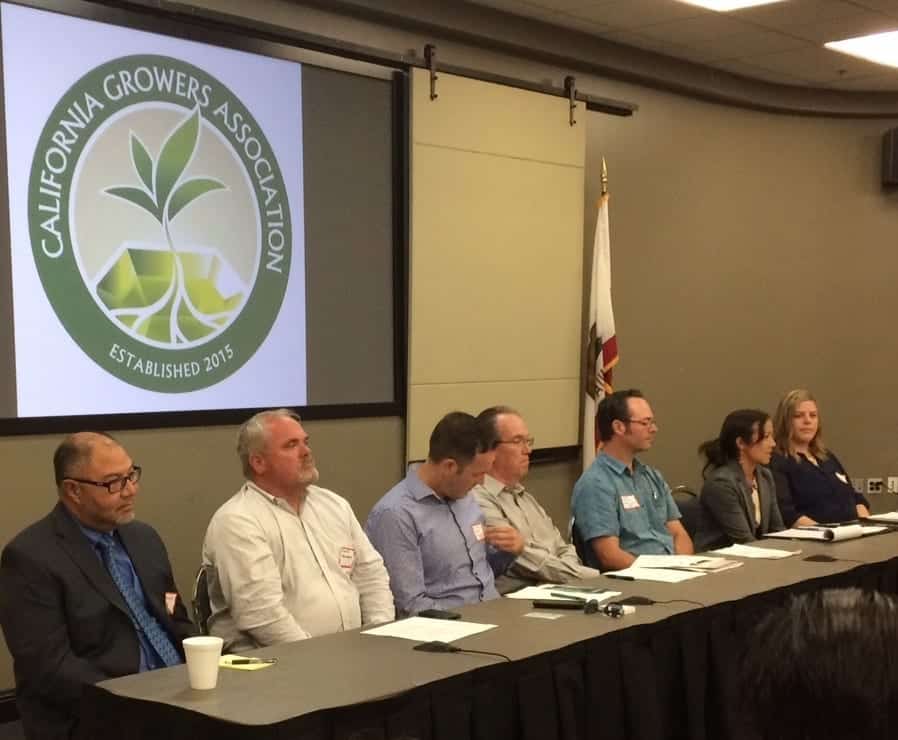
[183,636,223,690]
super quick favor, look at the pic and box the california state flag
[582,189,618,471]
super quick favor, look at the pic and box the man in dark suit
[0,432,195,740]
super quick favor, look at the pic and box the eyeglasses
[497,436,535,449]
[66,466,142,495]
[627,418,658,429]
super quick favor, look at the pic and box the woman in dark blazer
[695,409,785,551]
[770,388,870,526]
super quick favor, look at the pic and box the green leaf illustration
[168,177,226,222]
[104,186,160,221]
[155,107,199,214]
[130,133,154,196]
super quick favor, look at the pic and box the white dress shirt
[202,482,394,651]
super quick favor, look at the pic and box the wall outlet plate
[867,477,884,494]
[851,478,865,494]
[887,477,898,494]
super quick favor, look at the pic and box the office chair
[192,565,212,636]
[671,485,702,541]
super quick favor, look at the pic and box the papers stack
[765,524,887,542]
[633,554,743,573]
[867,512,898,524]
[605,565,705,583]
[605,554,742,583]
[710,543,800,559]
[504,583,620,603]
[362,617,496,643]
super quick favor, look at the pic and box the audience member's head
[425,411,494,500]
[477,406,533,486]
[742,588,898,740]
[773,388,829,460]
[698,409,773,475]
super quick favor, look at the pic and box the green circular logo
[28,55,291,392]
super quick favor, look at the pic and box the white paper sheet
[868,512,898,523]
[504,584,620,603]
[361,617,497,643]
[861,525,889,535]
[710,543,801,559]
[765,524,885,541]
[605,566,706,583]
[633,555,737,571]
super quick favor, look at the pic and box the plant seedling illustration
[100,106,242,345]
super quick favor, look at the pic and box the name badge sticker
[339,546,355,570]
[472,523,485,541]
[621,494,641,511]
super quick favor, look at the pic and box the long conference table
[78,531,898,740]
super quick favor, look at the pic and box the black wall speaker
[882,127,898,188]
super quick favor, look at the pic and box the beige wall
[3,0,898,690]
[585,88,898,493]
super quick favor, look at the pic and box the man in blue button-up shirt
[572,390,693,571]
[366,412,524,616]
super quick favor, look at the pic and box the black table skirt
[78,558,898,740]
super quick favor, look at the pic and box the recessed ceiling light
[676,0,787,10]
[826,31,898,69]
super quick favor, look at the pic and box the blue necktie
[97,536,182,668]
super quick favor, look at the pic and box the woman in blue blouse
[770,389,870,526]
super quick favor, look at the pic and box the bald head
[55,432,140,531]
[54,432,119,492]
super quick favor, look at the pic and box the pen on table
[549,592,587,600]
[605,574,635,581]
[229,658,278,665]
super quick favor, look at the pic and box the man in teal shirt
[572,389,693,571]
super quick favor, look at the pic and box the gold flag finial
[601,157,609,196]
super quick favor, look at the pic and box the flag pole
[582,156,617,471]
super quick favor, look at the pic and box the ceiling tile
[847,1,898,17]
[564,0,710,29]
[703,57,813,85]
[515,0,620,11]
[542,11,612,34]
[462,0,559,19]
[791,11,898,43]
[460,0,898,90]
[677,28,808,61]
[749,44,889,82]
[732,0,866,29]
[595,29,697,59]
[633,13,759,44]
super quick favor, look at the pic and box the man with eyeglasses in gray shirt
[0,432,194,740]
[473,406,599,593]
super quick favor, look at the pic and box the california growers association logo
[28,55,291,392]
